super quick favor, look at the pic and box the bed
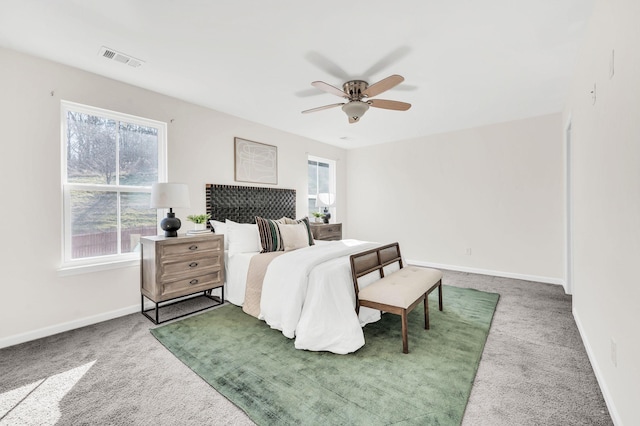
[205,184,393,354]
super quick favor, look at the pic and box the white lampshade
[316,192,336,208]
[150,183,190,209]
[342,101,369,122]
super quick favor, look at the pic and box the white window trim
[57,257,141,277]
[59,100,167,272]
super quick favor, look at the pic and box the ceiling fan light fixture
[342,101,369,122]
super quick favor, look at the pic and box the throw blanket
[259,240,381,354]
[242,251,284,318]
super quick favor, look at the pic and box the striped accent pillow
[255,216,285,253]
[282,216,315,246]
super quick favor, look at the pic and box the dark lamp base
[161,212,182,237]
[322,208,331,224]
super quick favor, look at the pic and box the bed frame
[205,183,296,224]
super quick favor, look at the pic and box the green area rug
[151,285,499,426]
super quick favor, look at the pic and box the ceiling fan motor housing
[342,80,369,100]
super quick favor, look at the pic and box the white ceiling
[0,0,593,149]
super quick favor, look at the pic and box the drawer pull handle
[189,245,198,251]
[189,262,198,268]
[327,228,333,232]
[189,279,199,285]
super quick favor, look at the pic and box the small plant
[312,212,325,218]
[186,213,211,224]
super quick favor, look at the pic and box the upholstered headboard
[205,184,296,224]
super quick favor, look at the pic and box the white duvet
[224,251,258,306]
[259,239,384,354]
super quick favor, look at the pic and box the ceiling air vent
[98,46,145,68]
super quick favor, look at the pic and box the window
[61,101,166,268]
[308,155,336,219]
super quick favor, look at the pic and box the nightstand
[140,233,224,324]
[310,223,342,241]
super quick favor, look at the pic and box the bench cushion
[358,266,443,309]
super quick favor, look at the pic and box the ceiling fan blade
[368,99,412,111]
[363,75,405,98]
[390,84,418,91]
[361,46,411,79]
[295,87,325,98]
[302,103,345,114]
[311,81,348,98]
[305,51,350,81]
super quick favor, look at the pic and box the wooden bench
[350,243,443,354]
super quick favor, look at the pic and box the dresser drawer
[140,234,226,301]
[159,237,222,258]
[160,271,224,301]
[160,253,223,278]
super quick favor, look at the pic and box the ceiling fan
[301,74,411,123]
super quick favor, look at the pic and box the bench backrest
[350,243,404,307]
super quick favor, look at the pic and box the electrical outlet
[611,338,617,367]
[465,248,472,255]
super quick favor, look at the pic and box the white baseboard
[0,304,140,349]
[573,307,621,425]
[406,259,565,286]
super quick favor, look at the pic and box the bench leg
[401,310,409,354]
[438,280,443,311]
[424,294,429,330]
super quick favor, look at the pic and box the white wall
[345,114,564,283]
[0,47,346,347]
[564,0,640,423]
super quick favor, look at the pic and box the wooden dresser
[140,233,224,324]
[310,223,342,241]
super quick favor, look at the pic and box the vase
[193,223,206,231]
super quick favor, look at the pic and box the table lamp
[316,193,335,224]
[150,183,190,237]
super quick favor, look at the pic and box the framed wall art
[234,137,278,185]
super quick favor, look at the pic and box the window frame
[60,100,167,271]
[308,155,337,220]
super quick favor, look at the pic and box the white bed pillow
[209,219,229,250]
[278,223,311,251]
[226,219,261,254]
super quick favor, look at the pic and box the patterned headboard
[205,184,296,224]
